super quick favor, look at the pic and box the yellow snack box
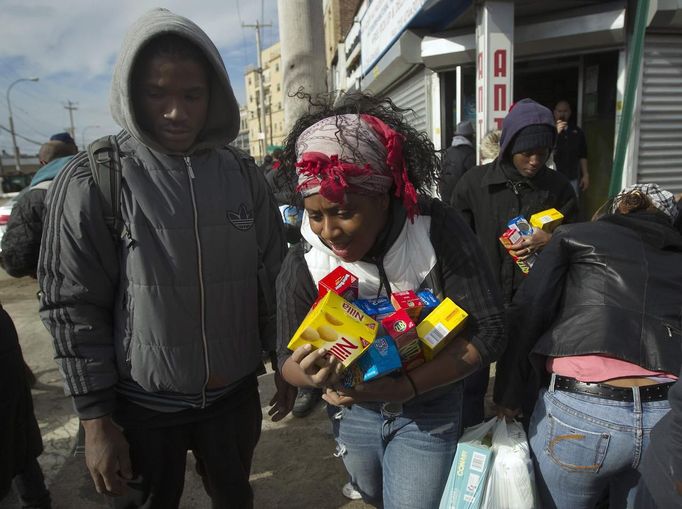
[287,291,378,367]
[416,298,468,360]
[529,208,564,233]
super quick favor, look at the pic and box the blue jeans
[529,377,671,509]
[335,385,462,508]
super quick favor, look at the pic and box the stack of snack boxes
[288,267,469,388]
[498,208,564,274]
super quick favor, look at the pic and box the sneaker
[342,482,362,500]
[292,388,321,418]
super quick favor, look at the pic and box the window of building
[275,63,279,72]
[277,84,280,92]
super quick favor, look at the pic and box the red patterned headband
[294,114,418,220]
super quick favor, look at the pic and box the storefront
[422,2,626,214]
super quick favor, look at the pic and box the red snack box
[382,310,426,371]
[498,227,524,250]
[381,310,419,349]
[318,267,359,302]
[390,290,423,322]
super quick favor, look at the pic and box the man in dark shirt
[553,100,589,195]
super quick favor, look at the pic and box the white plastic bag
[439,419,497,509]
[480,419,538,509]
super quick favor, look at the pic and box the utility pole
[6,77,39,172]
[277,0,326,132]
[243,20,271,159]
[63,100,78,140]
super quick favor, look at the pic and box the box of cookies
[287,291,377,367]
[318,266,359,302]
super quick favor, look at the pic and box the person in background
[553,99,589,195]
[495,183,682,508]
[276,93,505,508]
[452,98,578,429]
[0,302,51,509]
[38,9,290,508]
[0,138,78,278]
[440,120,476,203]
[479,129,501,165]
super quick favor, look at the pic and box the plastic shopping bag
[480,419,538,509]
[439,419,496,509]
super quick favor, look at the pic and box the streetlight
[6,77,39,172]
[81,125,101,149]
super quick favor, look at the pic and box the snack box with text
[441,442,492,509]
[499,228,537,274]
[288,291,377,367]
[530,208,564,233]
[341,336,402,388]
[507,215,534,235]
[416,298,468,360]
[390,290,423,322]
[417,289,441,321]
[354,296,396,322]
[511,253,536,274]
[498,227,524,250]
[382,310,426,370]
[318,266,359,302]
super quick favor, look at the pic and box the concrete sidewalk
[0,272,366,508]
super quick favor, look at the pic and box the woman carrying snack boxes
[274,93,506,508]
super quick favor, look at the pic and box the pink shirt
[548,355,678,382]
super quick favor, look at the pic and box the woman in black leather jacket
[495,183,682,509]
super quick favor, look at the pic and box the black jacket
[0,304,43,499]
[439,143,476,204]
[0,185,48,278]
[451,158,578,305]
[494,212,682,410]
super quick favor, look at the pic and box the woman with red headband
[275,94,506,508]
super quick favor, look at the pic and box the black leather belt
[553,375,674,402]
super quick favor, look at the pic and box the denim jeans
[335,385,462,509]
[529,376,671,509]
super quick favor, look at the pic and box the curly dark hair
[274,91,440,205]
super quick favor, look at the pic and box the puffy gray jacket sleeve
[242,155,287,354]
[38,155,120,419]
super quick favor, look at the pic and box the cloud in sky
[0,0,279,153]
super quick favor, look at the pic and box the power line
[0,124,42,145]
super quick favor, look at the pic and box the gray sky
[0,0,279,154]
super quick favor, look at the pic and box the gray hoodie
[39,9,286,419]
[110,8,241,153]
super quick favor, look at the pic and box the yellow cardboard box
[287,292,378,367]
[416,298,468,360]
[530,208,564,233]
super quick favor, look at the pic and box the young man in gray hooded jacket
[38,9,293,508]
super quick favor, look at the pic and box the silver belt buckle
[381,402,403,418]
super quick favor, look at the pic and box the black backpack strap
[87,135,123,242]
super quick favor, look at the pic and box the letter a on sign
[494,49,506,77]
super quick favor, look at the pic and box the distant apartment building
[244,41,285,162]
[323,0,363,93]
[232,105,250,154]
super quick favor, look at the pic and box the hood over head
[499,98,556,159]
[109,8,240,154]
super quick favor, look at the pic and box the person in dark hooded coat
[451,98,578,428]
